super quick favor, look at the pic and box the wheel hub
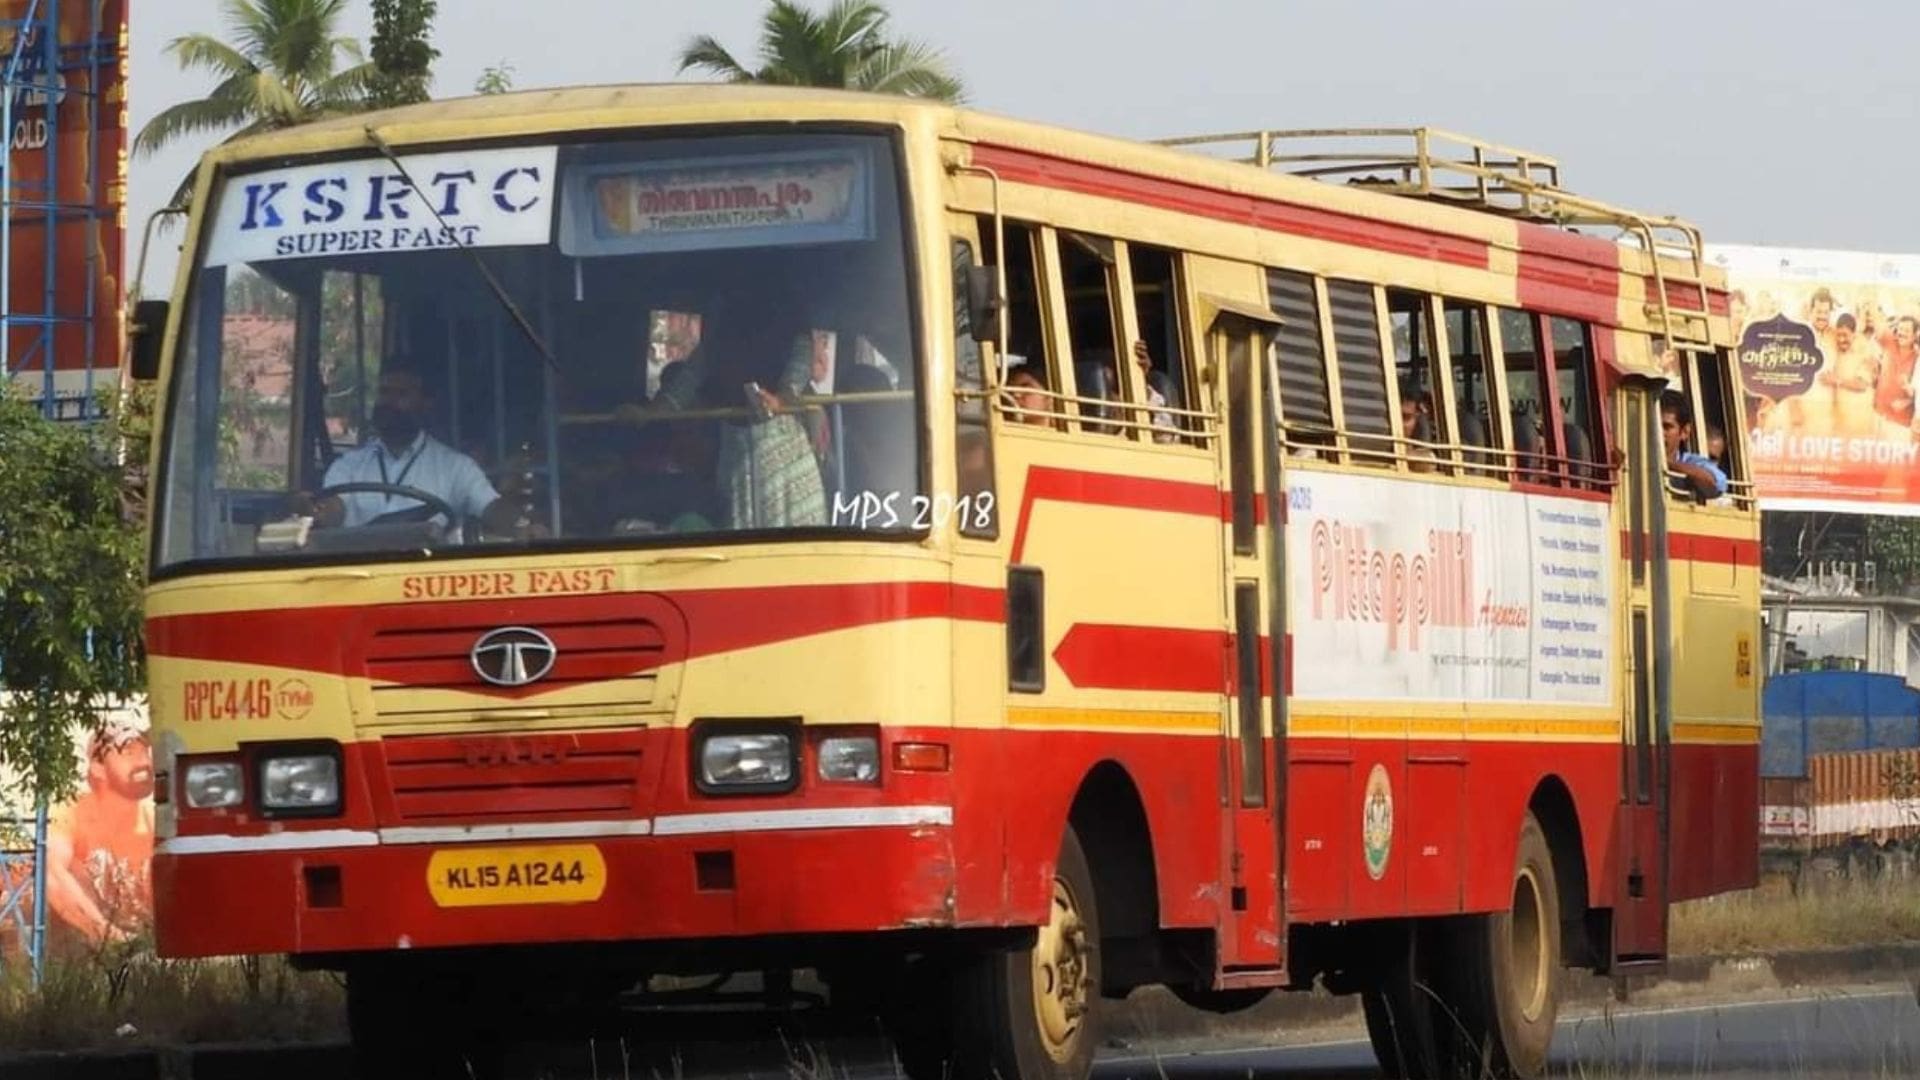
[1031,876,1090,1061]
[1510,865,1550,1023]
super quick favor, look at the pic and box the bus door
[1211,306,1287,972]
[1614,377,1671,969]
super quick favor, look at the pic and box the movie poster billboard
[0,698,152,956]
[0,0,128,418]
[1709,243,1920,515]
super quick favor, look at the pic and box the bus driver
[298,360,534,539]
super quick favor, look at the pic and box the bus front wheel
[899,825,1102,1080]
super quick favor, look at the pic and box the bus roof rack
[1155,126,1714,345]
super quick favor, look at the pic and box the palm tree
[678,0,964,103]
[134,0,376,161]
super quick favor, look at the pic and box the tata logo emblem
[470,627,557,688]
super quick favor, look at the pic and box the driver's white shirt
[321,432,499,528]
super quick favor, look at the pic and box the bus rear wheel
[899,825,1102,1080]
[1360,921,1457,1079]
[1446,811,1563,1079]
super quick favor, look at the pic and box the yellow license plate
[426,844,607,908]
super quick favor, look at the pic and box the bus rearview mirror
[965,265,1002,345]
[128,299,169,381]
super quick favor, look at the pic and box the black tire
[347,966,505,1080]
[1361,921,1462,1079]
[898,825,1102,1080]
[1445,811,1563,1079]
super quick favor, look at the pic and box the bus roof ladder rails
[1155,126,1715,349]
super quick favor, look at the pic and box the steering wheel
[312,482,472,542]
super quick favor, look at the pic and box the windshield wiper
[362,124,560,373]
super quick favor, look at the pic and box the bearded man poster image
[0,708,154,954]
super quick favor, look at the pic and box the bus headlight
[259,753,341,812]
[696,731,794,792]
[817,735,880,783]
[182,760,244,809]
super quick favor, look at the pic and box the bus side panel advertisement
[1710,243,1920,516]
[1284,472,1612,705]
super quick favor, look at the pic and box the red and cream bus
[135,87,1759,1079]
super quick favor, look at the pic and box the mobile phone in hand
[744,381,772,420]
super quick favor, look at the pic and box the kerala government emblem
[1362,763,1394,881]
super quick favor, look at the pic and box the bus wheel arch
[1067,762,1160,935]
[1527,776,1599,970]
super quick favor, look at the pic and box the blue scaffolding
[0,0,114,985]
[1,0,116,421]
[0,808,49,985]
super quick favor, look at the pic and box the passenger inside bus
[834,361,916,501]
[603,366,722,536]
[628,293,831,530]
[1133,339,1178,443]
[1661,390,1728,499]
[1399,378,1438,473]
[1003,366,1052,425]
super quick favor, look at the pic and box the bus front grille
[374,729,650,821]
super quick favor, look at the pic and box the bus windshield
[155,130,920,572]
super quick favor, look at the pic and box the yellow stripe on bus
[1006,707,1218,734]
[1004,707,1758,746]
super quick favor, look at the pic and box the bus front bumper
[153,811,957,958]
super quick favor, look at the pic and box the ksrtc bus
[135,86,1760,1080]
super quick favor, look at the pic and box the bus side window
[1129,242,1193,444]
[981,218,1056,428]
[1682,346,1740,505]
[1058,231,1124,437]
[1548,316,1606,489]
[1326,279,1393,466]
[1497,307,1549,483]
[1266,268,1335,458]
[1443,300,1501,477]
[1703,348,1741,495]
[1387,289,1448,474]
[952,237,997,538]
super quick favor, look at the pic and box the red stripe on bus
[147,581,1005,681]
[969,144,1491,270]
[1616,530,1760,568]
[1052,624,1285,697]
[1053,624,1226,693]
[1515,250,1618,325]
[1656,277,1731,316]
[1009,465,1224,563]
[1668,532,1760,567]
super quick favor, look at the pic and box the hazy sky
[128,0,1916,294]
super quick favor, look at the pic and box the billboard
[0,0,128,419]
[0,698,153,957]
[1711,243,1920,515]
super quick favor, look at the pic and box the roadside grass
[1670,876,1920,956]
[0,936,342,1052]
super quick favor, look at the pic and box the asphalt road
[451,986,1920,1079]
[1092,988,1920,1080]
[9,987,1916,1079]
